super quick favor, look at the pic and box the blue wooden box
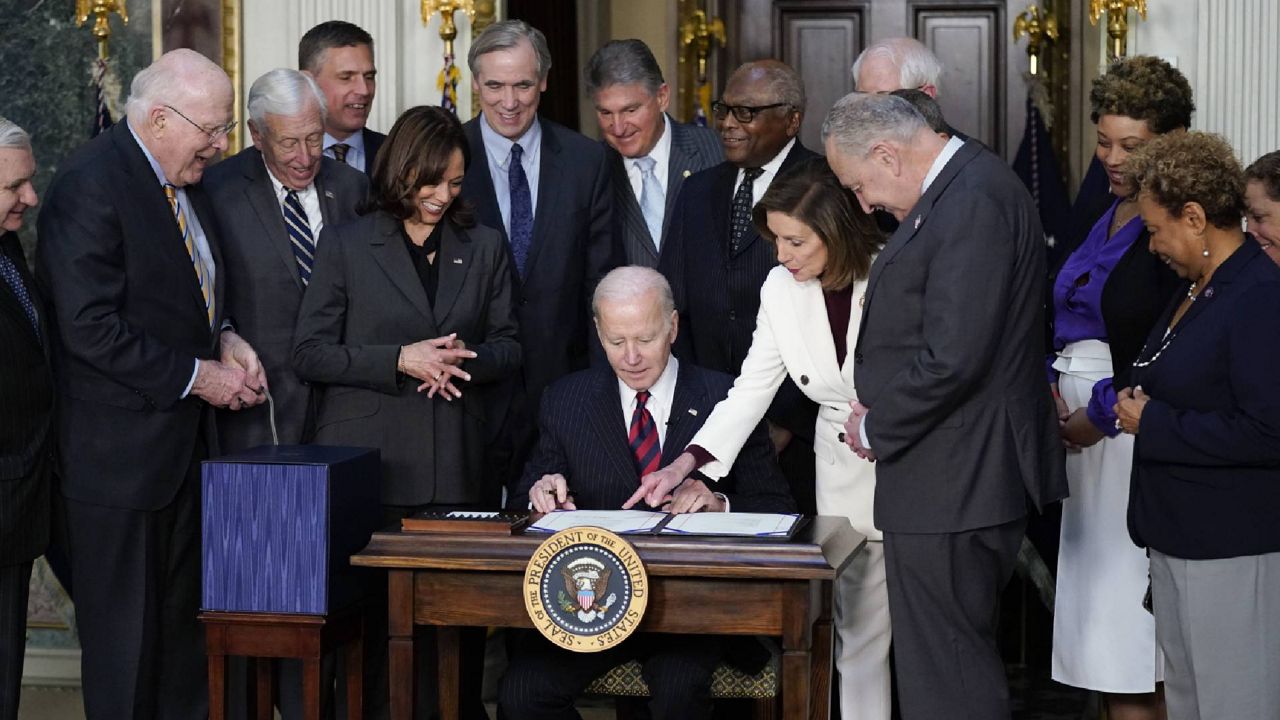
[202,445,381,615]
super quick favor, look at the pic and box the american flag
[92,58,114,136]
[438,53,460,115]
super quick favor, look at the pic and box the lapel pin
[687,408,698,416]
[682,169,692,178]
[453,257,463,264]
[324,190,335,199]
[913,216,922,230]
[1204,286,1215,298]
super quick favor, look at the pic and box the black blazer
[204,148,369,451]
[293,212,521,506]
[1129,239,1280,559]
[609,117,723,268]
[362,127,386,178]
[1047,199,1180,391]
[854,140,1068,533]
[658,141,818,440]
[35,121,226,511]
[460,117,617,435]
[511,363,796,514]
[0,232,53,564]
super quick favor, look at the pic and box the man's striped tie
[628,390,661,478]
[163,184,214,327]
[282,190,316,284]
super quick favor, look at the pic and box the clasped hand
[842,400,877,461]
[399,333,476,400]
[1113,386,1149,435]
[192,330,268,410]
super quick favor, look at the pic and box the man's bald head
[126,49,234,186]
[851,37,943,97]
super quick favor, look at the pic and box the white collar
[921,135,965,194]
[628,114,672,169]
[618,354,680,409]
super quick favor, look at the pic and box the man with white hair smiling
[36,49,268,719]
[205,68,368,454]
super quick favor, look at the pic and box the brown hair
[1126,131,1245,230]
[1246,150,1280,202]
[752,157,883,290]
[368,105,475,228]
[1090,56,1194,134]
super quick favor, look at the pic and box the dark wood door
[716,0,1027,159]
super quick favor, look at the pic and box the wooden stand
[201,606,364,720]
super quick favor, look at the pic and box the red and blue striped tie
[629,390,661,478]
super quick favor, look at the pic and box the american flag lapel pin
[913,215,922,230]
[324,190,335,199]
[453,257,463,264]
[687,408,698,416]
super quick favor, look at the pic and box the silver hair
[732,61,806,112]
[468,19,553,80]
[822,92,928,157]
[125,49,228,123]
[585,39,664,98]
[592,266,676,324]
[247,68,326,129]
[851,37,943,93]
[0,116,31,151]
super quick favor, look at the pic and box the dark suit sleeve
[463,233,521,385]
[1137,282,1280,467]
[292,225,401,394]
[865,190,1019,459]
[584,146,618,368]
[659,189,694,361]
[509,387,571,510]
[35,169,194,409]
[719,419,798,513]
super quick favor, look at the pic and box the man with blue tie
[586,39,722,268]
[461,19,617,502]
[35,50,267,720]
[300,20,385,177]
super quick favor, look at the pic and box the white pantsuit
[690,266,890,720]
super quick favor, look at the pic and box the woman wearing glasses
[1115,131,1280,720]
[1047,57,1191,720]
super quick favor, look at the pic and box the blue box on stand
[202,445,381,615]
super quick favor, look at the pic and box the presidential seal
[523,527,648,652]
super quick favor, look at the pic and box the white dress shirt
[479,115,542,235]
[733,137,796,208]
[264,161,325,239]
[324,131,367,172]
[624,114,673,203]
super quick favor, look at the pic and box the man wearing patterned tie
[0,117,53,720]
[206,68,368,454]
[503,267,793,719]
[656,60,822,516]
[461,20,617,502]
[586,39,723,269]
[35,49,267,720]
[300,20,385,177]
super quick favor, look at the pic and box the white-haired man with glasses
[36,48,267,720]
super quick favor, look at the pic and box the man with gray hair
[851,37,944,97]
[460,19,616,502]
[205,68,368,453]
[36,48,268,719]
[586,39,722,268]
[0,116,51,720]
[504,265,793,718]
[824,92,1066,718]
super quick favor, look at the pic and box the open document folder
[528,510,802,538]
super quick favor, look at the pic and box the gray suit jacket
[609,117,723,268]
[854,141,1068,533]
[293,212,521,506]
[204,149,369,452]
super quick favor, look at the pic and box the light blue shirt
[127,121,216,399]
[324,131,367,172]
[478,114,542,235]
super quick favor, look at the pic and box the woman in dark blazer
[294,105,521,510]
[1046,57,1189,718]
[1116,131,1280,720]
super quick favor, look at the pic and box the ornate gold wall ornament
[1014,5,1059,77]
[222,0,243,153]
[678,7,725,124]
[1089,0,1147,60]
[76,0,129,60]
[422,0,476,58]
[468,0,497,118]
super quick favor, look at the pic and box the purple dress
[1051,200,1144,434]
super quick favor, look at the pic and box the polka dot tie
[730,167,764,253]
[0,251,39,339]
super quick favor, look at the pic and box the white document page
[527,510,667,534]
[659,512,800,537]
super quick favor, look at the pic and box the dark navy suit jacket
[1129,239,1280,559]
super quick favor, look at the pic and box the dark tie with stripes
[629,390,661,478]
[331,143,350,164]
[283,189,316,284]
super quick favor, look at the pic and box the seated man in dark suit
[501,266,795,720]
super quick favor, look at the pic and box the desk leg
[437,626,461,720]
[781,583,814,720]
[388,570,415,720]
[346,620,364,720]
[255,658,274,720]
[808,580,834,720]
[303,658,321,720]
[208,653,227,720]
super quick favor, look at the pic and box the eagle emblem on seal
[558,557,617,622]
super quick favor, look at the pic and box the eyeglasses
[711,101,792,124]
[164,104,237,145]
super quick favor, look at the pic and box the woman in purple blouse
[1047,57,1190,720]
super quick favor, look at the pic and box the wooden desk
[352,516,863,720]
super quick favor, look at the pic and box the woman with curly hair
[1245,150,1280,266]
[1115,131,1280,719]
[1048,56,1193,719]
